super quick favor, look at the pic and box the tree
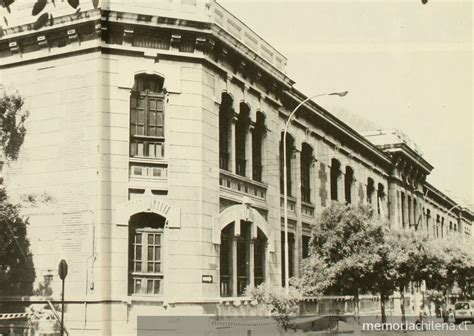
[0,90,33,313]
[429,238,474,299]
[0,0,100,36]
[300,203,388,320]
[247,284,302,335]
[0,90,28,160]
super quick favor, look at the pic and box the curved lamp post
[283,91,348,292]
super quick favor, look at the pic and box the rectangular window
[130,92,165,159]
[131,230,163,295]
[130,164,167,179]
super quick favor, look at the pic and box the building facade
[0,1,472,334]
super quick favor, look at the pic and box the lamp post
[283,91,348,292]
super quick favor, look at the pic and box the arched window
[235,103,250,177]
[435,215,440,237]
[366,178,375,204]
[252,112,266,182]
[426,209,431,232]
[344,166,354,204]
[219,93,233,171]
[128,212,166,295]
[377,183,385,216]
[280,133,294,196]
[401,192,406,228]
[220,221,267,297]
[407,196,412,226]
[300,143,313,203]
[414,198,418,227]
[330,159,341,201]
[130,74,165,159]
[441,217,445,238]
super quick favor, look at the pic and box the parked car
[454,301,474,324]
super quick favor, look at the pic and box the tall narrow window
[407,196,412,227]
[128,212,166,296]
[301,143,313,203]
[401,192,406,228]
[413,198,418,228]
[235,104,250,177]
[426,209,431,232]
[330,159,341,201]
[377,183,385,215]
[344,166,354,204]
[441,217,444,238]
[435,215,440,238]
[280,133,294,196]
[366,178,375,204]
[252,112,265,182]
[130,74,165,159]
[219,94,233,171]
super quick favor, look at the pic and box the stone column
[249,239,255,289]
[232,236,238,296]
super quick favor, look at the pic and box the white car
[454,301,474,324]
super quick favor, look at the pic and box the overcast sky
[218,0,473,207]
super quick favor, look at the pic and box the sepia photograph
[0,0,472,335]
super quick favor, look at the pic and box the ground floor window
[281,231,295,287]
[220,221,267,297]
[128,212,166,296]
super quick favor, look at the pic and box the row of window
[278,135,385,212]
[219,94,266,182]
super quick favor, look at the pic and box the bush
[247,284,302,333]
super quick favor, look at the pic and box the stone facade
[0,1,472,335]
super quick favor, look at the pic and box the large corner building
[0,1,472,334]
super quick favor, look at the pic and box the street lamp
[283,91,348,292]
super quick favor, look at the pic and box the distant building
[0,1,471,334]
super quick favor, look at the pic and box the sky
[218,0,473,207]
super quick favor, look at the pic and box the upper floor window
[367,178,375,204]
[280,133,295,196]
[330,159,341,201]
[344,166,354,204]
[377,183,385,216]
[252,112,266,182]
[235,103,250,177]
[128,212,166,296]
[300,143,313,203]
[407,196,412,226]
[130,74,165,159]
[219,93,233,171]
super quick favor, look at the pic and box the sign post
[58,259,68,336]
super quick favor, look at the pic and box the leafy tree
[382,230,446,323]
[0,90,28,160]
[247,284,302,335]
[0,188,35,312]
[300,203,387,321]
[428,238,474,299]
[0,90,33,313]
[1,0,100,36]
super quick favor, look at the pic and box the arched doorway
[216,204,273,297]
[220,221,267,296]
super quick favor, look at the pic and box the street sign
[202,275,213,283]
[58,260,68,280]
